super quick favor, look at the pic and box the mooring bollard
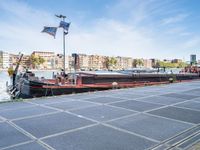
[112,82,118,89]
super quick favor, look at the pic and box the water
[0,71,10,102]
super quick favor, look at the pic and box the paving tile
[110,100,163,112]
[14,112,94,138]
[0,117,4,122]
[175,101,200,111]
[192,97,200,102]
[67,94,99,100]
[138,96,185,105]
[114,93,146,99]
[160,93,199,100]
[5,142,47,150]
[71,105,135,122]
[108,114,192,141]
[43,125,157,150]
[126,91,164,96]
[29,97,73,104]
[0,122,31,149]
[46,100,99,110]
[0,106,56,120]
[0,102,34,111]
[148,106,200,124]
[83,96,127,104]
[91,90,119,96]
[180,89,200,96]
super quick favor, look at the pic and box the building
[22,55,31,68]
[77,54,90,70]
[88,55,106,70]
[9,54,18,66]
[163,59,171,63]
[0,51,10,68]
[190,54,196,65]
[116,56,133,69]
[10,54,31,68]
[55,54,71,71]
[32,51,55,69]
[171,59,182,63]
[55,54,64,69]
[150,59,160,68]
[143,59,152,68]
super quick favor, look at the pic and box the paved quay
[0,81,200,150]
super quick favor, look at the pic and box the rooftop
[0,81,200,150]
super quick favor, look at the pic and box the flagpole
[55,14,66,75]
[63,17,66,75]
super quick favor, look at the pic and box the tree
[155,61,161,68]
[177,62,187,68]
[105,57,117,70]
[154,61,187,69]
[133,59,144,67]
[104,57,110,69]
[109,57,117,66]
[30,55,45,69]
[38,56,45,64]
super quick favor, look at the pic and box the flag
[59,21,70,31]
[41,26,57,38]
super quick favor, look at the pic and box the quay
[0,81,200,150]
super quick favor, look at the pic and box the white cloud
[161,14,189,25]
[0,0,63,53]
[0,0,199,60]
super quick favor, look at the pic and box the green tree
[38,56,45,64]
[30,55,45,69]
[154,61,187,69]
[109,57,117,66]
[133,59,144,67]
[104,57,110,69]
[105,57,117,70]
[177,62,187,68]
[155,61,161,68]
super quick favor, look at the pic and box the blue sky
[0,0,200,60]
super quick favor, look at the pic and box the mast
[55,14,66,75]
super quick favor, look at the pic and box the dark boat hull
[19,83,110,99]
[16,73,200,99]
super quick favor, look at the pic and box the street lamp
[55,14,67,75]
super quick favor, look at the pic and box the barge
[7,69,200,99]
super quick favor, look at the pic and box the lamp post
[55,14,66,75]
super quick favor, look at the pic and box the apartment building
[143,59,152,68]
[78,54,89,70]
[171,59,182,63]
[10,54,31,68]
[32,51,55,69]
[118,56,133,69]
[0,51,10,68]
[88,55,106,70]
[55,54,72,70]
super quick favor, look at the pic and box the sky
[0,0,200,60]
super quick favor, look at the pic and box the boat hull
[13,73,200,99]
[19,84,110,99]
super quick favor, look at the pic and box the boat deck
[0,81,200,150]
